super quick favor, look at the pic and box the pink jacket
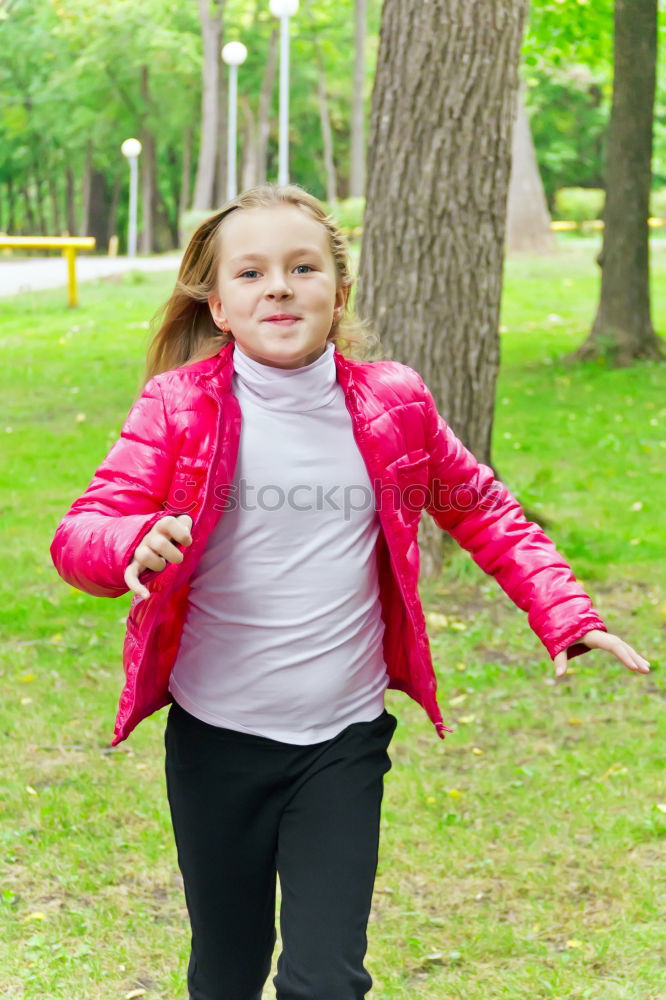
[50,343,606,745]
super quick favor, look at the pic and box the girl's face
[208,205,348,369]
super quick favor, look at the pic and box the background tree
[506,86,556,253]
[574,0,663,364]
[356,0,530,578]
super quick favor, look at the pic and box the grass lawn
[0,242,665,999]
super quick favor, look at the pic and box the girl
[50,183,649,1000]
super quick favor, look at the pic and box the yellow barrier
[0,235,96,307]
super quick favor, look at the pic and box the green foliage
[650,188,666,220]
[321,196,365,232]
[525,66,609,203]
[553,187,605,225]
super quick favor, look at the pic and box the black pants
[164,699,398,1000]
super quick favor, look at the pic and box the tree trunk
[215,47,229,208]
[140,66,157,254]
[257,26,279,184]
[107,174,121,251]
[66,168,77,236]
[357,0,528,579]
[574,0,661,365]
[6,177,16,232]
[179,125,193,245]
[80,140,92,236]
[192,0,224,210]
[88,170,111,250]
[506,88,555,253]
[21,185,37,233]
[314,41,338,204]
[49,174,62,235]
[350,0,367,197]
[240,95,259,191]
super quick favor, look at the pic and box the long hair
[138,183,379,397]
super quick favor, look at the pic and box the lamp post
[269,0,298,185]
[222,41,248,201]
[120,138,142,258]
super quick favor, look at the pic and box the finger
[136,541,173,571]
[554,652,567,677]
[620,642,651,673]
[124,561,151,601]
[177,513,194,537]
[156,515,193,547]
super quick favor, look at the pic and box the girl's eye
[238,264,314,278]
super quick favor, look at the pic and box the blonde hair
[138,183,379,396]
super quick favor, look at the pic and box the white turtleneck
[168,341,389,744]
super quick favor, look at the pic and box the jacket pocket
[163,460,206,519]
[394,450,431,519]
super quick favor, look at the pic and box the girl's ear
[335,285,350,313]
[208,291,227,329]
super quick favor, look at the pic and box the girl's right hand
[124,514,193,600]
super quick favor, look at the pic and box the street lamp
[222,41,248,201]
[121,137,142,258]
[269,0,298,185]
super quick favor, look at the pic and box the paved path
[0,253,182,298]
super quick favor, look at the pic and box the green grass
[0,245,665,999]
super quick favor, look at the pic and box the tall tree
[574,0,662,364]
[356,0,529,577]
[506,88,555,253]
[192,0,224,210]
[349,0,367,197]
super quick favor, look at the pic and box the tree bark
[179,125,193,245]
[140,65,157,254]
[575,0,661,365]
[192,0,224,210]
[80,140,92,236]
[215,40,228,207]
[356,0,528,579]
[6,177,16,232]
[314,41,338,204]
[88,170,111,250]
[240,94,259,191]
[65,168,77,236]
[350,0,367,197]
[107,174,121,251]
[506,88,555,253]
[256,26,279,184]
[49,174,62,235]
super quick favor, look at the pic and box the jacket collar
[193,340,357,399]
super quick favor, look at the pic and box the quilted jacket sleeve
[50,377,177,599]
[417,377,607,660]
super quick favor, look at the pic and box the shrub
[553,187,605,228]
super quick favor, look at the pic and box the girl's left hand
[554,629,651,678]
